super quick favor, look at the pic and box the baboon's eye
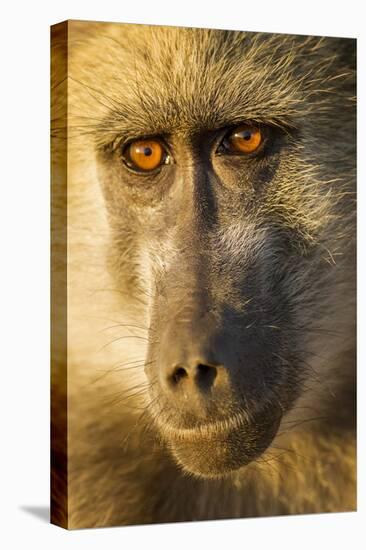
[222,124,263,155]
[123,139,169,172]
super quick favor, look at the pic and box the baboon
[51,21,356,529]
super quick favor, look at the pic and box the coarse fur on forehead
[66,22,355,145]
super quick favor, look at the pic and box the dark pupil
[242,131,252,141]
[144,146,152,156]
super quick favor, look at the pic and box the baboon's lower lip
[157,411,282,478]
[158,411,250,442]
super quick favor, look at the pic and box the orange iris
[229,125,262,154]
[127,140,164,171]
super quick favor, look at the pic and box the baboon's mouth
[156,409,282,478]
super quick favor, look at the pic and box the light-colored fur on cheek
[67,137,149,408]
[216,222,267,264]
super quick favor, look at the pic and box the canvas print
[51,20,356,529]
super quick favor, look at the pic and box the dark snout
[159,311,231,415]
[146,290,283,478]
[143,186,288,477]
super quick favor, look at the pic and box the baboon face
[93,28,355,477]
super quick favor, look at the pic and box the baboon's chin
[164,413,282,479]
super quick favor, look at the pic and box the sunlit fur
[51,21,356,528]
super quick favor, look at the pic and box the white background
[0,1,364,548]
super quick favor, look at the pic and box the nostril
[197,363,213,375]
[167,363,218,390]
[170,366,188,385]
[196,363,217,389]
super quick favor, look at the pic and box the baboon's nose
[158,316,229,400]
[168,361,218,391]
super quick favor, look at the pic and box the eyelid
[115,132,171,151]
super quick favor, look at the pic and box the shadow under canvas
[20,506,50,523]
